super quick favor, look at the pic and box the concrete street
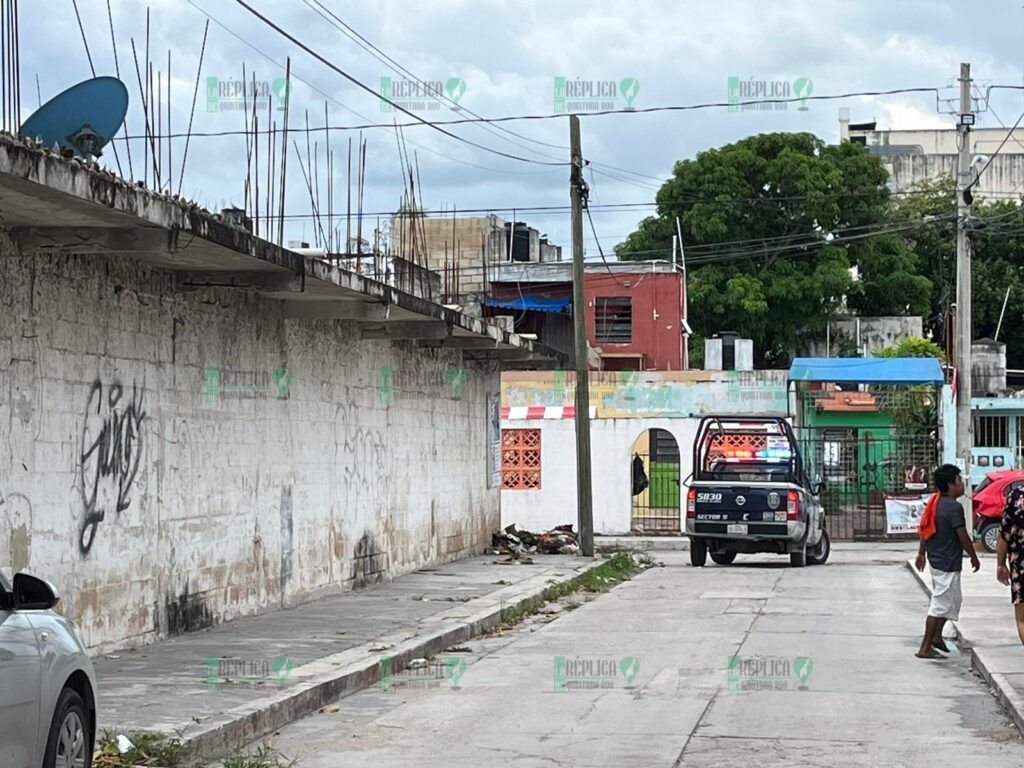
[245,544,1021,767]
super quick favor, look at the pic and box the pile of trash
[487,523,579,556]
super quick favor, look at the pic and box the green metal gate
[799,428,937,540]
[631,429,681,532]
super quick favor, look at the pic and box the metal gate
[799,429,937,540]
[631,429,681,533]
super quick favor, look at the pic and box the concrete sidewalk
[907,557,1024,732]
[95,554,600,761]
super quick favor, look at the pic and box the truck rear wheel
[808,529,830,565]
[690,538,707,567]
[710,551,737,565]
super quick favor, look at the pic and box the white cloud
[16,0,1024,250]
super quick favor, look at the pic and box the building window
[650,428,680,462]
[501,429,541,489]
[595,297,632,343]
[975,415,1009,448]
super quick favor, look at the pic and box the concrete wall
[0,243,499,652]
[501,417,699,534]
[805,316,923,357]
[883,154,1024,199]
[503,369,791,418]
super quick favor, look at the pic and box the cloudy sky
[18,0,1024,255]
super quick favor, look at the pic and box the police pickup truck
[684,416,829,568]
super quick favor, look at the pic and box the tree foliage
[872,337,943,433]
[873,336,946,361]
[616,132,920,365]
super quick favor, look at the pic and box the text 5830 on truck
[685,416,830,568]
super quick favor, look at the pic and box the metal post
[955,61,974,491]
[995,286,1011,342]
[570,115,594,557]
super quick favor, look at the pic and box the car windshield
[975,477,993,494]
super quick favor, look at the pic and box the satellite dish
[19,77,129,161]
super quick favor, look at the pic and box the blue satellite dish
[19,77,129,160]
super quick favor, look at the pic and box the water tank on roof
[973,339,1007,396]
[705,332,753,371]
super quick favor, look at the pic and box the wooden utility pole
[569,115,594,557]
[955,61,974,490]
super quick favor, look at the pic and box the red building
[586,267,687,371]
[486,261,689,371]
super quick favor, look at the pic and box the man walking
[915,464,980,659]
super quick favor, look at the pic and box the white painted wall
[0,245,499,652]
[501,418,699,534]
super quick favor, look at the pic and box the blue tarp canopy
[482,295,571,313]
[789,357,945,385]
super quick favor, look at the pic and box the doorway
[630,428,681,533]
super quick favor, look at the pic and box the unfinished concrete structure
[0,136,561,651]
[389,213,563,298]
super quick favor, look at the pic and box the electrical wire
[305,0,569,160]
[183,0,561,177]
[232,0,567,167]
[970,107,1024,191]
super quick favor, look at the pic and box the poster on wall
[487,395,501,488]
[884,494,931,534]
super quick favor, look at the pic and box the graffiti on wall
[78,380,147,555]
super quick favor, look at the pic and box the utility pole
[955,61,974,491]
[569,115,594,557]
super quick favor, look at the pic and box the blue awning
[789,357,945,385]
[483,295,571,313]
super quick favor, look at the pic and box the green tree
[892,182,1024,367]
[616,132,902,365]
[872,337,944,433]
[874,336,945,360]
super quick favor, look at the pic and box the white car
[0,571,97,768]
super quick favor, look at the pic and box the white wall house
[499,371,791,534]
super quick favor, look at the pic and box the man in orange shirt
[915,464,980,659]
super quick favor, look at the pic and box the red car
[973,469,1024,552]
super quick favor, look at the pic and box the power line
[183,0,560,177]
[304,0,568,160]
[232,0,566,167]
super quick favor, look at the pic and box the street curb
[596,536,690,551]
[904,560,1024,734]
[176,557,605,764]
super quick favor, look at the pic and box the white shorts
[928,569,963,621]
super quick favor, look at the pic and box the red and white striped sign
[501,405,597,420]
